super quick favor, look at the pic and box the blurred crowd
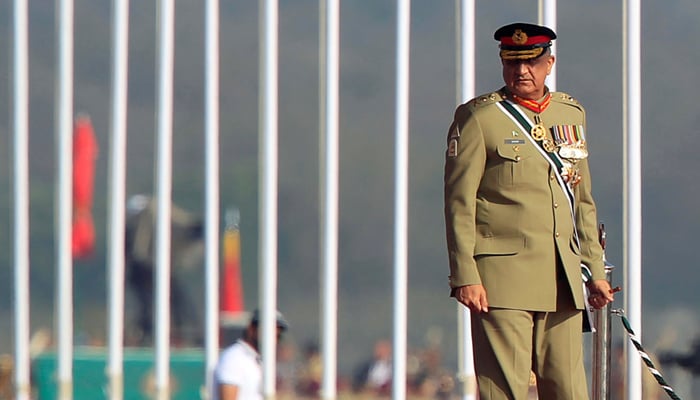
[1,333,696,399]
[0,355,13,400]
[276,339,457,400]
[0,340,457,400]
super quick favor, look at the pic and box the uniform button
[515,155,522,161]
[550,174,555,180]
[555,232,560,238]
[554,203,559,208]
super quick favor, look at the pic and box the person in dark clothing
[124,194,204,345]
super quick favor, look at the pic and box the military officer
[444,22,615,399]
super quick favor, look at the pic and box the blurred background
[1,0,699,398]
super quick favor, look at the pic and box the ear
[546,55,556,74]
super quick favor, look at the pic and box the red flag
[72,115,98,259]
[221,226,245,315]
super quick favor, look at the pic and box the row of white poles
[10,1,642,399]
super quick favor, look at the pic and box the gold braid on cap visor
[500,47,545,60]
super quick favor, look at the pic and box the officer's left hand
[588,279,615,309]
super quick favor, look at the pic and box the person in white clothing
[214,310,289,400]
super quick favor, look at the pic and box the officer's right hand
[454,284,489,313]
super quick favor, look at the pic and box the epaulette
[550,91,584,111]
[465,90,505,110]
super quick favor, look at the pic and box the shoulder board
[551,92,584,110]
[465,90,505,110]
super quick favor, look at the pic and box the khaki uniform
[444,87,606,399]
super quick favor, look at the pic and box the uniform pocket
[496,145,533,186]
[474,235,525,257]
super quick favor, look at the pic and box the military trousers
[471,279,589,400]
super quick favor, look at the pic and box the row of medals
[530,114,589,160]
[529,114,589,185]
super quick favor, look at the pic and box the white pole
[259,0,279,397]
[154,1,175,399]
[455,1,477,399]
[106,0,130,398]
[319,0,340,399]
[538,0,557,91]
[204,0,221,398]
[12,1,31,399]
[55,0,74,398]
[623,0,642,398]
[392,1,410,399]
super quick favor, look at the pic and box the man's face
[501,54,555,100]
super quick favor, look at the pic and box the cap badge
[512,29,528,45]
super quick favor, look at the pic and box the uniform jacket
[444,87,605,312]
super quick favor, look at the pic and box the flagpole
[13,1,31,399]
[319,0,340,398]
[55,1,75,398]
[538,0,557,91]
[204,0,221,399]
[392,0,410,399]
[455,1,477,399]
[154,0,175,398]
[623,0,643,398]
[259,0,280,397]
[106,0,130,398]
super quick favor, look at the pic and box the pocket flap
[474,236,525,256]
[497,144,533,162]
